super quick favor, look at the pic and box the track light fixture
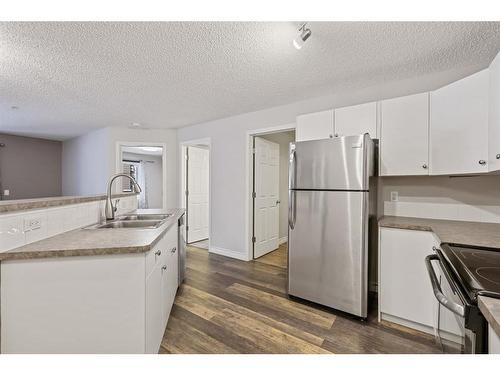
[293,23,312,50]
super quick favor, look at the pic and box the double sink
[86,213,172,230]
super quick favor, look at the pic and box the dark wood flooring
[160,246,447,354]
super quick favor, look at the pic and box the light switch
[390,191,399,202]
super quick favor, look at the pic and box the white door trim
[245,123,296,261]
[115,141,167,209]
[179,138,212,253]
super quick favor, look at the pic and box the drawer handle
[479,160,486,165]
[155,250,161,256]
[497,154,500,160]
[161,265,167,271]
[171,247,177,253]
[422,164,427,169]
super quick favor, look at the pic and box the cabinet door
[145,265,163,354]
[296,110,334,141]
[430,69,489,175]
[161,239,178,330]
[380,93,429,176]
[334,102,377,138]
[379,228,437,329]
[489,52,500,171]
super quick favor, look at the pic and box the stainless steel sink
[117,214,172,221]
[86,220,163,229]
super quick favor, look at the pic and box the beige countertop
[380,215,500,339]
[478,296,500,338]
[0,208,184,261]
[0,192,138,213]
[379,215,500,249]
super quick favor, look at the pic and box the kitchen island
[0,208,184,354]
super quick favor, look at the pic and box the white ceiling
[1,22,500,140]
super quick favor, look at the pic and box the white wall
[379,175,500,222]
[63,127,178,209]
[122,152,163,209]
[259,131,295,240]
[62,127,109,196]
[178,68,480,260]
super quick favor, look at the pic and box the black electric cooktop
[440,244,500,301]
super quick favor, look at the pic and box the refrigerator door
[288,190,368,317]
[291,134,372,191]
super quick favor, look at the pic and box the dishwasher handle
[425,254,465,317]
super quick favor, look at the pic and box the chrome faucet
[105,173,142,220]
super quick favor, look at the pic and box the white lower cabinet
[379,227,463,344]
[489,325,500,354]
[1,223,179,354]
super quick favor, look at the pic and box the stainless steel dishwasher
[178,213,186,284]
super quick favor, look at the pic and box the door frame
[245,123,295,261]
[179,138,212,251]
[115,141,168,209]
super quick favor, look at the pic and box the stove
[440,244,500,301]
[425,243,500,353]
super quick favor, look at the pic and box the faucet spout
[105,173,141,220]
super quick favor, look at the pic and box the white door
[253,137,280,258]
[380,92,429,176]
[429,69,489,175]
[296,109,334,141]
[187,147,209,243]
[334,101,377,138]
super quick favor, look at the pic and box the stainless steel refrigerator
[288,134,375,318]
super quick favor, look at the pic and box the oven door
[425,253,471,353]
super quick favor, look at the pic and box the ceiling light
[293,23,312,50]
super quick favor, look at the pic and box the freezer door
[291,134,372,191]
[288,190,369,317]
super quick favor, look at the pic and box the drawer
[146,235,167,277]
[163,224,178,249]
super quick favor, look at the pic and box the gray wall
[0,133,62,200]
[259,131,295,240]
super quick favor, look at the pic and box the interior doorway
[181,142,210,250]
[250,129,295,267]
[116,143,167,209]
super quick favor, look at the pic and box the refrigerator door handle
[288,148,296,229]
[288,190,295,229]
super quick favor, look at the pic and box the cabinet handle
[171,247,177,253]
[329,134,333,138]
[422,164,427,169]
[334,133,339,138]
[479,160,487,165]
[161,265,167,271]
[496,154,500,160]
[155,250,161,256]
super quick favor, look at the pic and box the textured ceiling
[1,22,500,140]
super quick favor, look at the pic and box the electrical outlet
[390,191,399,202]
[3,189,9,196]
[24,218,42,232]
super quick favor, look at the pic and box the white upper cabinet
[334,101,377,138]
[430,69,489,175]
[489,52,500,171]
[380,93,429,176]
[296,109,334,141]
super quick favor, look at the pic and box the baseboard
[209,246,250,261]
[279,236,288,245]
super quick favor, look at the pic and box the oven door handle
[425,254,465,318]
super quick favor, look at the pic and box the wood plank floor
[160,246,449,354]
[254,242,287,269]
